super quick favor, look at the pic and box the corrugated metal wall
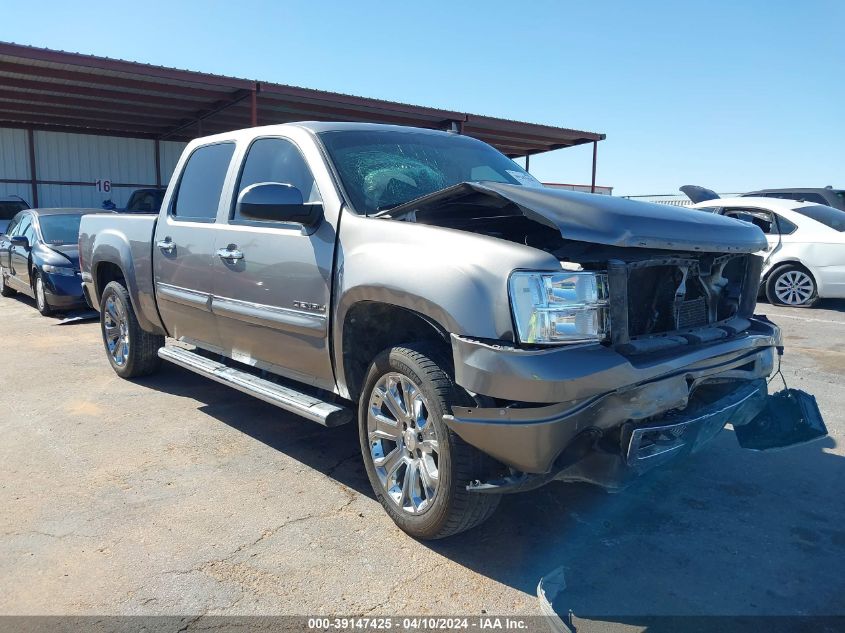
[160,140,186,185]
[0,127,186,209]
[0,128,29,180]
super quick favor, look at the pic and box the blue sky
[2,0,842,195]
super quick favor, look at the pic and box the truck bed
[78,212,164,335]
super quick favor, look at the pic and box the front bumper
[43,271,85,308]
[445,317,781,479]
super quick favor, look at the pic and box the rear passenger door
[153,141,236,351]
[210,136,336,390]
[722,207,782,265]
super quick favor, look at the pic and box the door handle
[157,238,175,253]
[216,247,244,261]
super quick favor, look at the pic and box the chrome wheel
[35,275,46,311]
[774,270,815,306]
[103,294,130,367]
[367,372,440,515]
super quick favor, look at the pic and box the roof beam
[0,88,188,119]
[0,60,234,100]
[256,98,458,130]
[0,75,209,110]
[0,110,168,135]
[0,120,179,140]
[260,83,466,122]
[160,88,254,140]
[0,98,181,124]
[0,42,254,90]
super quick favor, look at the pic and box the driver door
[210,136,336,390]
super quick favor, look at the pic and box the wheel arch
[765,260,820,305]
[90,249,166,336]
[763,258,815,283]
[339,300,453,403]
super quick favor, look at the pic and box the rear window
[126,189,165,213]
[172,143,235,220]
[0,201,27,220]
[792,204,845,232]
[39,214,83,245]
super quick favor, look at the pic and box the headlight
[42,264,77,277]
[509,271,609,345]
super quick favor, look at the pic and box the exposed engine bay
[384,183,765,353]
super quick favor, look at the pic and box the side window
[23,219,37,243]
[775,214,798,234]
[724,207,775,234]
[5,214,21,236]
[171,142,236,221]
[232,137,321,222]
[15,215,32,239]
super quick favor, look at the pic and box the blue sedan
[0,208,96,316]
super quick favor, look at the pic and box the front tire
[766,265,818,307]
[100,281,164,378]
[33,271,52,316]
[358,343,500,540]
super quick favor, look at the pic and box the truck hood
[382,182,767,253]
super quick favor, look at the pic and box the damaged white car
[691,196,845,307]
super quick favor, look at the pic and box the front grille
[609,254,759,348]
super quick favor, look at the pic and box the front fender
[331,212,560,398]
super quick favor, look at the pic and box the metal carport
[0,42,605,207]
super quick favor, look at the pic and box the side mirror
[10,235,29,249]
[236,182,323,227]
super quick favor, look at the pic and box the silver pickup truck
[78,122,819,539]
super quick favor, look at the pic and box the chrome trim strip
[155,282,211,311]
[211,294,327,334]
[625,380,766,464]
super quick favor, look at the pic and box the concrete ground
[0,291,843,627]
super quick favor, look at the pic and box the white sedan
[692,196,845,307]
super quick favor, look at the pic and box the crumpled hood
[383,182,768,253]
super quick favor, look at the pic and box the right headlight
[508,271,609,345]
[42,264,77,277]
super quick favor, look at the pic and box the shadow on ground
[138,364,845,623]
[4,291,94,323]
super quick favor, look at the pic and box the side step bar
[157,346,353,427]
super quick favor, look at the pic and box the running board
[157,346,352,427]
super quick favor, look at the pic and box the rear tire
[358,343,501,540]
[0,269,15,297]
[100,280,164,378]
[33,271,52,316]
[765,264,818,307]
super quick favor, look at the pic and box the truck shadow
[138,364,845,622]
[426,432,845,622]
[136,363,375,499]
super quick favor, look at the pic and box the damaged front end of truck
[381,182,827,493]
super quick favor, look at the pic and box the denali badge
[293,300,326,313]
